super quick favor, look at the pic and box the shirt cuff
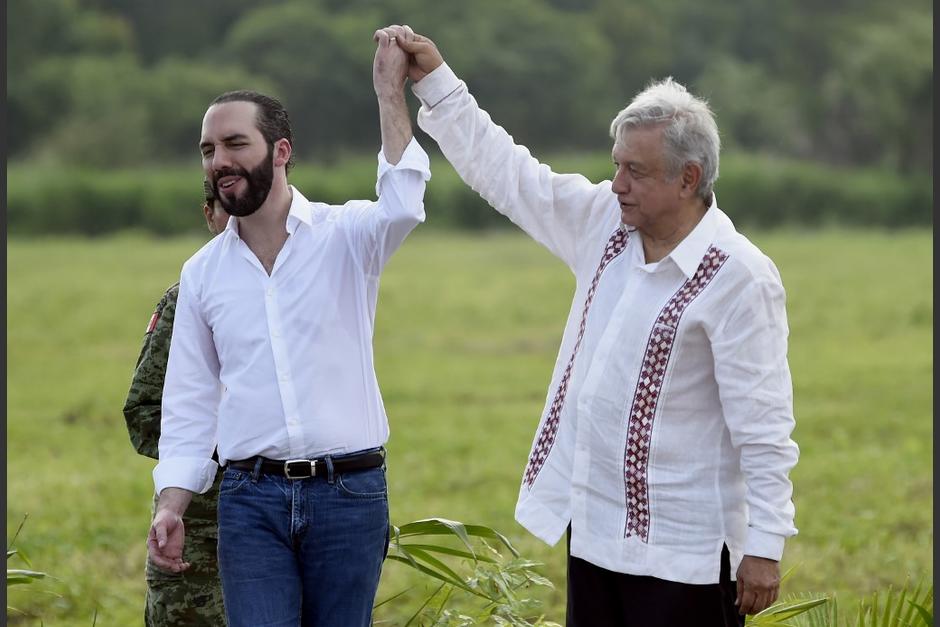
[411,62,461,109]
[375,136,431,197]
[743,527,787,561]
[153,456,219,495]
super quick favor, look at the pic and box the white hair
[609,77,720,202]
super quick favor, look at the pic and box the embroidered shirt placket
[523,228,629,488]
[623,245,730,540]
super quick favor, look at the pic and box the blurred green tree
[146,60,278,161]
[697,56,810,157]
[818,6,932,172]
[222,1,382,159]
[81,0,282,63]
[24,54,155,166]
[7,0,135,154]
[6,0,932,173]
[394,0,616,150]
[15,54,271,167]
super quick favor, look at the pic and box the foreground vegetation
[7,229,932,624]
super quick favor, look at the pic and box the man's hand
[370,25,414,164]
[146,487,193,573]
[372,25,410,98]
[148,509,189,573]
[395,30,444,83]
[735,555,780,615]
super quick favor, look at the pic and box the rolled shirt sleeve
[153,270,222,496]
[710,269,799,560]
[348,137,430,276]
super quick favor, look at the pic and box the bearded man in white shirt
[389,26,799,626]
[146,32,430,627]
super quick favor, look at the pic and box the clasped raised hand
[372,24,413,97]
[374,25,444,84]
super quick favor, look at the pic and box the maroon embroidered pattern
[523,228,629,488]
[623,245,729,540]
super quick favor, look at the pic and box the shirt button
[266,287,275,297]
[272,328,281,338]
[279,371,289,381]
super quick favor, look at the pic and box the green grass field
[7,228,932,625]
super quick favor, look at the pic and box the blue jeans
[216,453,389,627]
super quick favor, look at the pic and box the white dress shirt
[413,64,798,585]
[154,138,430,496]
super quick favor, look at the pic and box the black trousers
[566,531,745,627]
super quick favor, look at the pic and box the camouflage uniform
[124,283,226,626]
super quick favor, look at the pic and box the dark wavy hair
[210,90,295,173]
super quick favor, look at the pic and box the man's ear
[273,138,292,168]
[203,202,214,231]
[679,162,703,199]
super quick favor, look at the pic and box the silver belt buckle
[284,458,316,479]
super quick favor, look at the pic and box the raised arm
[373,25,413,165]
[398,31,617,274]
[343,26,431,277]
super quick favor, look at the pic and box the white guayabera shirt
[413,64,798,585]
[154,139,430,496]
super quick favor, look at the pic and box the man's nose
[611,171,630,195]
[210,147,233,171]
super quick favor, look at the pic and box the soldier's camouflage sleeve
[145,476,225,627]
[127,283,226,626]
[124,283,180,460]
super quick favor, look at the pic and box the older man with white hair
[378,24,800,626]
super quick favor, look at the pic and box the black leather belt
[227,448,385,480]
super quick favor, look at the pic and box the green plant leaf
[908,600,933,625]
[401,546,473,591]
[6,546,34,569]
[489,568,518,606]
[898,581,923,625]
[7,514,29,552]
[389,539,422,571]
[396,518,519,557]
[403,582,446,627]
[373,586,413,609]
[396,518,478,559]
[430,585,456,622]
[398,543,499,563]
[384,517,552,623]
[462,525,519,557]
[385,555,478,596]
[754,596,829,620]
[6,568,47,585]
[523,573,554,589]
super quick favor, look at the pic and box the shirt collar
[285,185,313,234]
[664,194,721,279]
[222,213,239,240]
[221,184,313,239]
